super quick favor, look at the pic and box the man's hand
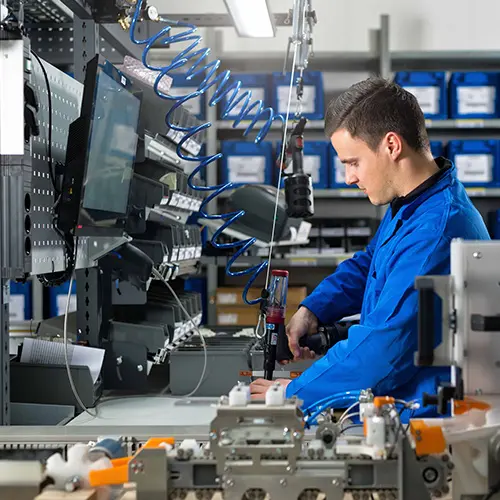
[249,379,291,400]
[285,306,319,362]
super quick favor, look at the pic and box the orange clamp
[374,396,395,408]
[88,437,175,488]
[409,420,446,456]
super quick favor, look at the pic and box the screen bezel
[75,55,142,237]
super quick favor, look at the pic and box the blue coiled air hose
[129,0,293,305]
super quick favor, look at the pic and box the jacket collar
[391,157,455,220]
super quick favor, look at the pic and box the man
[250,77,490,413]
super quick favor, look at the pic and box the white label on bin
[455,154,493,183]
[217,293,238,305]
[334,156,346,185]
[9,295,25,321]
[217,313,238,325]
[56,294,77,317]
[226,87,266,116]
[303,156,321,184]
[458,86,496,115]
[227,156,266,183]
[278,85,316,115]
[404,86,440,115]
[171,86,202,117]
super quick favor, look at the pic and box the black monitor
[57,55,141,237]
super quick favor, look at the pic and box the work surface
[67,395,219,427]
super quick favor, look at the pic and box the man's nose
[345,166,358,185]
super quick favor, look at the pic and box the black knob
[422,393,438,407]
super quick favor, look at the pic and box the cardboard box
[216,305,299,326]
[216,286,307,307]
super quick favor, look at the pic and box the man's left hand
[249,378,291,400]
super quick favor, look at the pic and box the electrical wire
[129,1,300,306]
[29,51,58,194]
[151,267,208,398]
[264,43,299,290]
[338,401,360,425]
[62,266,209,419]
[31,50,74,287]
[63,274,97,418]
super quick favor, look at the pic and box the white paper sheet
[20,338,105,384]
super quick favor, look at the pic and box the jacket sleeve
[286,226,452,409]
[300,212,388,324]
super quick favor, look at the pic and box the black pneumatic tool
[276,324,350,363]
[279,117,315,219]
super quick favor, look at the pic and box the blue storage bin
[170,72,206,120]
[394,71,448,120]
[220,74,270,120]
[448,140,500,187]
[221,141,273,185]
[49,280,77,318]
[9,281,32,321]
[449,72,500,119]
[329,146,357,189]
[276,141,329,189]
[430,141,444,158]
[271,71,324,120]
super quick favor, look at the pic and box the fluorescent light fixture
[224,0,276,38]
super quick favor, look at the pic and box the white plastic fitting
[229,383,250,406]
[179,439,200,457]
[265,382,286,406]
[45,443,112,491]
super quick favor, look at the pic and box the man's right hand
[286,306,319,362]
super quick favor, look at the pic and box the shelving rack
[0,0,221,424]
[4,2,500,333]
[197,14,500,324]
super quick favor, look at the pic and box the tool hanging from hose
[128,0,316,307]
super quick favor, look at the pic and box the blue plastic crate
[394,71,448,120]
[9,281,32,321]
[220,74,270,121]
[49,280,77,318]
[449,72,500,119]
[329,146,357,189]
[448,139,500,187]
[170,72,206,120]
[430,141,444,158]
[271,71,324,120]
[221,141,273,185]
[276,141,329,189]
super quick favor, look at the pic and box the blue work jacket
[286,161,490,415]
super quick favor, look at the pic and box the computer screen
[58,55,142,237]
[82,69,140,217]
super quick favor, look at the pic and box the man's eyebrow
[339,157,358,164]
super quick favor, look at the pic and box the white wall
[154,0,500,52]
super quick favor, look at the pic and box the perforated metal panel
[7,0,73,23]
[29,57,82,275]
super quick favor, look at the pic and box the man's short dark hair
[325,77,430,153]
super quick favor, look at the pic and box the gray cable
[63,266,209,421]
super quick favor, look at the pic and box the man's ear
[384,132,403,160]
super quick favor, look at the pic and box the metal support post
[378,14,391,80]
[370,14,391,221]
[73,16,99,83]
[204,28,221,326]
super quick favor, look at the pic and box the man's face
[331,129,396,205]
